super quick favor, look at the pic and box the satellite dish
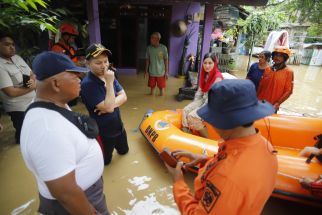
[172,20,187,37]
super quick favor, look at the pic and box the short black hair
[260,51,272,62]
[0,31,14,42]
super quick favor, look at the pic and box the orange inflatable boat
[139,109,322,206]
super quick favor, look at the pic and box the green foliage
[0,0,70,63]
[224,28,237,38]
[304,24,322,43]
[0,0,61,33]
[282,0,322,24]
[265,1,321,43]
[237,9,286,49]
[236,7,286,71]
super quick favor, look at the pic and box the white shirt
[0,55,35,112]
[222,72,237,79]
[20,107,104,199]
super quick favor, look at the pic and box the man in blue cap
[20,51,109,215]
[165,79,278,215]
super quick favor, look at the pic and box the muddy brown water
[0,56,321,214]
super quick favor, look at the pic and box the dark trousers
[7,111,25,144]
[100,129,129,165]
[38,177,109,215]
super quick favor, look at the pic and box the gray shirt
[146,44,168,77]
[0,55,35,112]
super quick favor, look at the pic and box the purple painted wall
[85,1,213,76]
[169,3,201,76]
[200,3,214,71]
[86,0,101,44]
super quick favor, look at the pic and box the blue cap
[32,51,88,80]
[197,79,275,129]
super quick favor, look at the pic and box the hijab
[199,56,223,93]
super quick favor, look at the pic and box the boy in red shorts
[145,32,168,96]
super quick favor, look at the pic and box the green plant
[237,9,286,70]
[282,0,322,24]
[224,28,237,39]
[304,24,322,43]
[0,0,62,32]
[0,0,69,63]
[222,30,235,48]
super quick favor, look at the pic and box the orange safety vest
[51,42,78,63]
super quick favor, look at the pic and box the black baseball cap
[85,43,112,60]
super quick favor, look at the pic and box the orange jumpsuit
[173,133,278,215]
[51,41,78,63]
[257,66,294,106]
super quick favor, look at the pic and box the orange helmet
[272,47,291,61]
[272,47,291,57]
[60,23,78,36]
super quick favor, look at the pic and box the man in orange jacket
[51,23,78,63]
[257,47,294,111]
[165,79,278,215]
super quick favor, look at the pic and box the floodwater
[0,56,321,214]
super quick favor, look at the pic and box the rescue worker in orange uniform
[257,47,294,111]
[51,23,81,107]
[51,23,78,63]
[165,79,278,215]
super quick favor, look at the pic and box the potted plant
[217,29,236,54]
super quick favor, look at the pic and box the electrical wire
[263,117,277,154]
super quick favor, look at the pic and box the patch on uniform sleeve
[201,180,221,213]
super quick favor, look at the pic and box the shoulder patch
[201,180,221,213]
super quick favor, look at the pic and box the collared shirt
[80,72,124,137]
[173,133,278,215]
[0,55,35,112]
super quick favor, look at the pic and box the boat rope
[278,107,320,118]
[278,171,301,180]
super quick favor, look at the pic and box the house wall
[200,4,214,71]
[86,0,101,44]
[85,1,204,76]
[169,3,201,76]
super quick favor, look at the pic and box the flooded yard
[0,56,321,214]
